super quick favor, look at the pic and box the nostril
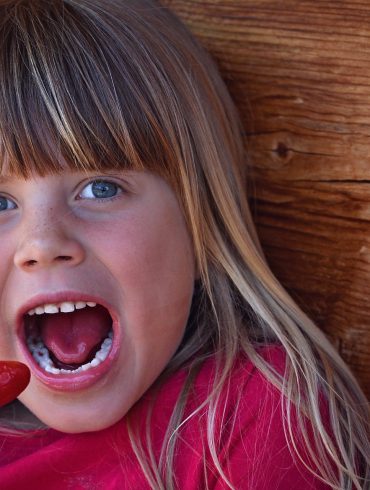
[25,260,38,267]
[24,256,72,267]
[20,255,74,269]
[14,236,85,270]
[57,256,73,262]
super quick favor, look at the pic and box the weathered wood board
[164,0,370,398]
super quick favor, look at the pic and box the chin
[19,388,131,434]
[37,407,124,434]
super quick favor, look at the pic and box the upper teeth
[27,301,97,316]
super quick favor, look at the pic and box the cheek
[125,227,193,311]
[92,212,195,362]
[87,211,195,308]
[0,236,16,284]
[0,239,19,358]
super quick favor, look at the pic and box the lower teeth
[26,331,113,375]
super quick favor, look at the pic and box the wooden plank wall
[164,0,370,398]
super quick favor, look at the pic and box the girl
[0,0,368,489]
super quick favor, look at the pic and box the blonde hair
[0,1,369,488]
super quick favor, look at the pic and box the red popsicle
[0,361,31,408]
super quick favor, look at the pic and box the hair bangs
[0,0,176,179]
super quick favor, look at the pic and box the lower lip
[17,321,121,393]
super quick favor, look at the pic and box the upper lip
[16,291,116,337]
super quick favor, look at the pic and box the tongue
[40,306,112,365]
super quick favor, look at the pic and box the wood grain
[164,0,370,397]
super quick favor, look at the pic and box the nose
[14,221,85,271]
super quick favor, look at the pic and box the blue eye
[79,180,121,200]
[0,196,16,212]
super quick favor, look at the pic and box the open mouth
[23,301,114,375]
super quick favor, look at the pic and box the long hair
[0,1,368,488]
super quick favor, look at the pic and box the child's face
[0,169,196,432]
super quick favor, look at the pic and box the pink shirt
[0,347,331,489]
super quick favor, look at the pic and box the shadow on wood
[164,0,370,398]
